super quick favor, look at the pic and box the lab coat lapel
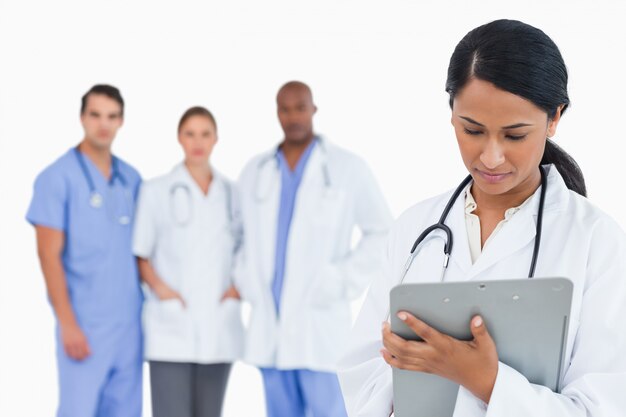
[297,141,324,193]
[290,141,325,227]
[285,142,324,295]
[447,194,472,277]
[256,153,281,287]
[173,163,198,195]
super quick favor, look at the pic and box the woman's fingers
[382,321,434,368]
[397,312,446,348]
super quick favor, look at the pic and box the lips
[476,169,511,184]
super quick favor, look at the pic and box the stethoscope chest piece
[75,148,133,225]
[90,192,103,208]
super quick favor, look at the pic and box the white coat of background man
[235,81,392,417]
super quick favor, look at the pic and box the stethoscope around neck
[399,165,548,284]
[253,137,332,202]
[169,179,235,228]
[74,146,133,226]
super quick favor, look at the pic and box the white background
[1,0,625,415]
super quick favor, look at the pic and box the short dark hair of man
[80,84,125,116]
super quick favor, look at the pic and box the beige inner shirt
[465,184,534,264]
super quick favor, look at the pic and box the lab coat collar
[260,135,328,184]
[447,164,571,279]
[171,162,224,199]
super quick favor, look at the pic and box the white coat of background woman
[133,106,243,417]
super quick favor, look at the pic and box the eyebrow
[458,116,533,129]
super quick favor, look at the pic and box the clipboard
[390,277,573,417]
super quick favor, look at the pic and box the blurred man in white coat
[234,81,392,417]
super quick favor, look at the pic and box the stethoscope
[254,137,332,202]
[169,180,235,228]
[399,165,548,284]
[74,147,133,226]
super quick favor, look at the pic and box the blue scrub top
[271,139,317,314]
[26,148,143,326]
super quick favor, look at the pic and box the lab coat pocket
[144,298,194,360]
[218,298,242,321]
[217,298,244,358]
[154,299,190,337]
[308,264,345,308]
[310,190,345,227]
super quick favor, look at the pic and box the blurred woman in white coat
[133,107,243,417]
[338,20,626,417]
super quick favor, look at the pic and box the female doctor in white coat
[339,19,626,417]
[133,106,243,417]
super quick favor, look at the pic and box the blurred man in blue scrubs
[26,84,143,417]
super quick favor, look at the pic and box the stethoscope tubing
[402,165,548,284]
[74,147,132,225]
[254,137,331,202]
[169,180,235,228]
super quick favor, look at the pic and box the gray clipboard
[390,277,573,417]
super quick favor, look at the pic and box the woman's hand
[381,312,498,404]
[153,280,186,307]
[221,285,241,301]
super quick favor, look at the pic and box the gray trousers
[149,361,232,417]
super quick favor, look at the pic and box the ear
[547,105,564,138]
[313,105,318,115]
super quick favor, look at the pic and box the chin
[186,155,207,164]
[472,177,514,196]
[92,138,114,149]
[288,135,310,144]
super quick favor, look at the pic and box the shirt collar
[464,182,535,220]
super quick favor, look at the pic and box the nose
[479,137,505,170]
[100,117,113,129]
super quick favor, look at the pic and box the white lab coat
[133,164,244,363]
[235,138,393,372]
[338,165,626,417]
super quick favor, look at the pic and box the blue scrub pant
[56,320,143,417]
[260,368,348,417]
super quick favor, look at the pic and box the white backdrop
[1,0,625,415]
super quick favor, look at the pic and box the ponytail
[541,139,587,197]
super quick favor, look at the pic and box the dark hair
[178,106,217,133]
[445,19,586,196]
[80,84,124,116]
